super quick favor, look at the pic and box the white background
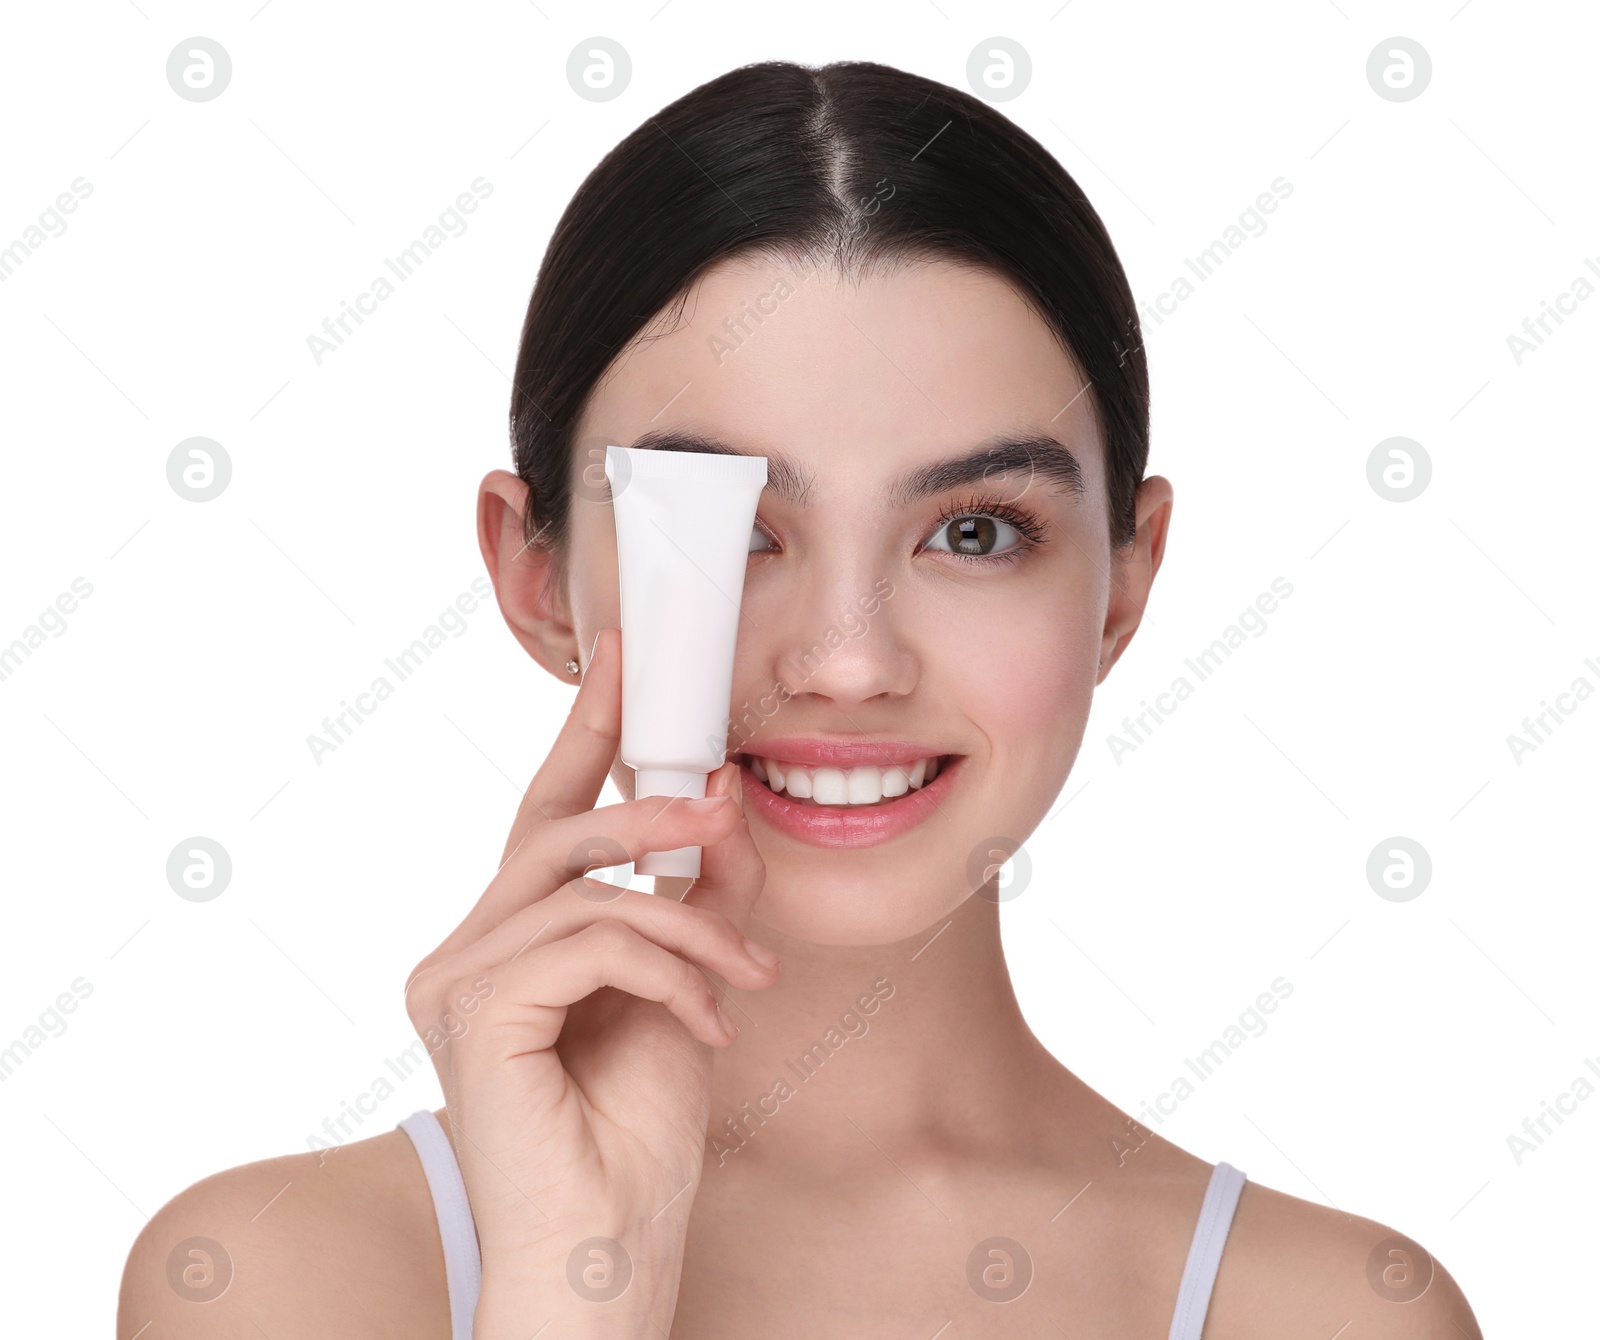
[2,2,1594,1334]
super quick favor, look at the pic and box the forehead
[575,255,1104,498]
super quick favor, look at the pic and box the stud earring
[564,658,580,676]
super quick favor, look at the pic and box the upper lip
[733,738,952,768]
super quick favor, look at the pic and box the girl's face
[557,255,1169,945]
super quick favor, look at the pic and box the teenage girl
[120,60,1481,1338]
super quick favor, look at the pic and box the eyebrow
[626,430,1085,508]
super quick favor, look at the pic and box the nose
[767,571,916,709]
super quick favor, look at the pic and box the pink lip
[737,752,962,849]
[736,737,945,768]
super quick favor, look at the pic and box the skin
[118,255,1482,1338]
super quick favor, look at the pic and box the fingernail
[686,795,731,812]
[715,1003,739,1038]
[742,937,779,969]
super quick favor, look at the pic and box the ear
[1097,475,1174,686]
[476,469,579,681]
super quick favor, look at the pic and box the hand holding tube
[401,628,776,1335]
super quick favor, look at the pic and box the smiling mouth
[734,753,955,808]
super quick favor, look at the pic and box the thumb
[678,760,766,937]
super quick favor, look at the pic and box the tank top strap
[1166,1160,1247,1340]
[399,1109,483,1340]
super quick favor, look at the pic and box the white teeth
[743,755,944,806]
[812,768,848,805]
[846,766,882,804]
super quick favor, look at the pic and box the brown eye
[926,514,1020,557]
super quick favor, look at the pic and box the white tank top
[399,1108,1246,1339]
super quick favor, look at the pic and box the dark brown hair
[510,59,1148,577]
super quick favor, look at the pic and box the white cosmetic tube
[604,444,768,879]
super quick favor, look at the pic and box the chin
[744,853,981,947]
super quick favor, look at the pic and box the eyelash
[923,492,1049,565]
[748,492,1049,565]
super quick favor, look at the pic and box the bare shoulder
[1207,1176,1482,1339]
[117,1112,452,1340]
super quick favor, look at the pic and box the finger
[419,881,779,999]
[493,789,746,916]
[499,625,622,867]
[680,760,770,945]
[421,790,745,970]
[452,920,741,1056]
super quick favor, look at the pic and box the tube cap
[635,845,702,880]
[633,769,707,880]
[633,769,707,801]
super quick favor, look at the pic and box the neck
[700,891,1066,1179]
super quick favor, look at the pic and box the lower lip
[738,756,962,848]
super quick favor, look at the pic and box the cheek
[960,572,1100,687]
[954,584,1100,772]
[977,640,1093,750]
[566,517,622,645]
